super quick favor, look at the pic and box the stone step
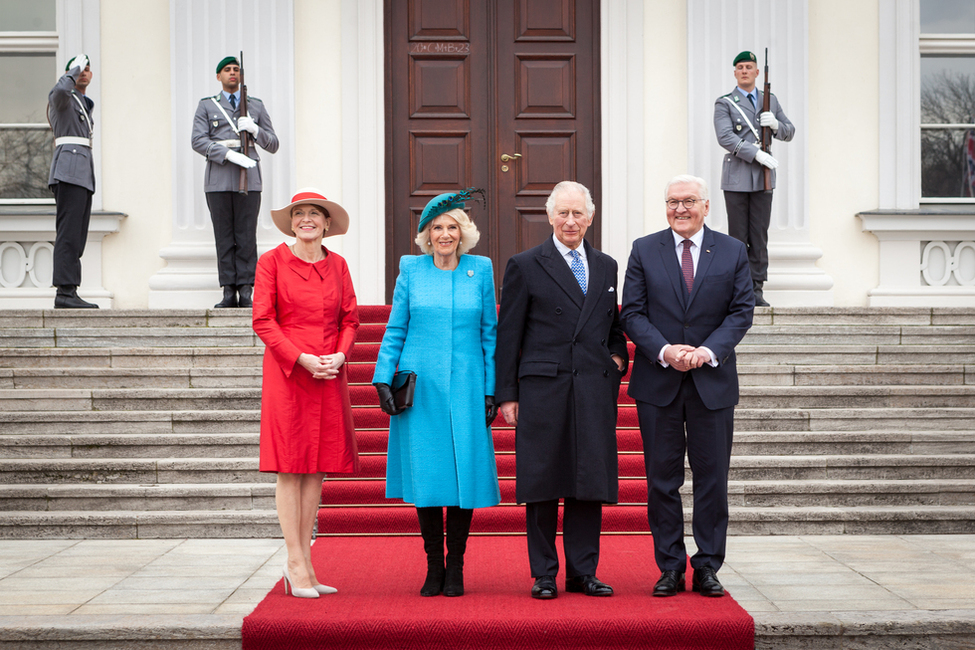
[5,384,974,412]
[3,478,974,512]
[0,483,275,511]
[0,367,263,389]
[738,364,973,386]
[2,363,969,390]
[3,430,972,460]
[2,306,972,328]
[5,343,975,371]
[2,406,973,434]
[4,324,975,350]
[0,457,272,485]
[3,504,974,539]
[3,454,973,484]
[0,433,260,458]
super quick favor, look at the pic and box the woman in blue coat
[373,188,500,597]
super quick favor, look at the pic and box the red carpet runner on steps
[242,305,754,649]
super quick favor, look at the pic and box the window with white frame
[920,1,975,200]
[0,0,58,203]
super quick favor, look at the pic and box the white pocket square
[608,287,615,292]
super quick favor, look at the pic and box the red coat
[253,243,360,474]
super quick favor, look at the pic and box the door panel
[386,0,599,300]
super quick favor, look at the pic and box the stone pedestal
[0,207,124,309]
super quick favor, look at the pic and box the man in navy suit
[620,175,753,598]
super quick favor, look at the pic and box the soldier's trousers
[206,191,261,287]
[724,189,772,284]
[51,181,93,288]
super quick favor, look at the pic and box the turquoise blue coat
[373,254,501,509]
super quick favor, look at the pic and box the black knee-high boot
[416,507,445,596]
[444,507,473,597]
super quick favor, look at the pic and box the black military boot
[54,286,99,309]
[214,285,238,308]
[237,285,254,308]
[444,507,473,597]
[416,507,445,596]
[753,281,770,307]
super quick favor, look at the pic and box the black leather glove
[485,395,498,427]
[374,383,403,416]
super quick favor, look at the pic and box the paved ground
[0,535,973,646]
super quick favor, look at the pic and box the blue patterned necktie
[569,249,586,295]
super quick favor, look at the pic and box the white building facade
[1,0,972,308]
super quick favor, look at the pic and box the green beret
[733,51,757,66]
[417,188,485,232]
[216,56,239,74]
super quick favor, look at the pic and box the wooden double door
[384,0,601,300]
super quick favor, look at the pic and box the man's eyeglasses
[665,198,701,210]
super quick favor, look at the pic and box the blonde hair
[415,208,481,256]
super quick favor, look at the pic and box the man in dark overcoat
[496,180,629,600]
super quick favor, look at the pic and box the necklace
[290,244,324,263]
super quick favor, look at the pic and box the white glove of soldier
[225,150,257,169]
[67,54,89,73]
[759,111,779,132]
[754,150,779,170]
[237,116,260,137]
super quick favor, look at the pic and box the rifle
[238,50,249,195]
[761,48,772,192]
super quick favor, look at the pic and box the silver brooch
[467,270,474,277]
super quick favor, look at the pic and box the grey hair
[664,175,709,201]
[415,208,481,256]
[545,181,595,217]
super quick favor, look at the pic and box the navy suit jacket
[620,226,754,411]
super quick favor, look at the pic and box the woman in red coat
[253,188,360,599]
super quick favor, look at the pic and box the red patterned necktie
[681,239,694,292]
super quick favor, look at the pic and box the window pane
[921,128,975,197]
[921,0,975,33]
[921,56,975,124]
[0,127,54,199]
[0,0,56,30]
[0,54,56,123]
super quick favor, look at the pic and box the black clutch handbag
[391,371,416,410]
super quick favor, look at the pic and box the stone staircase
[0,307,973,538]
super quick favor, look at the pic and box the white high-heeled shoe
[313,583,338,595]
[283,564,319,599]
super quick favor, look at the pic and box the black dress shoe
[692,566,725,597]
[237,284,254,308]
[531,575,557,599]
[214,286,238,308]
[566,575,613,597]
[54,286,99,309]
[652,569,685,597]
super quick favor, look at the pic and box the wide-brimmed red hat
[270,188,349,238]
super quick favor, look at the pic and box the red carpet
[243,306,753,648]
[242,536,754,650]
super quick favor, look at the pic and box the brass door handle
[500,153,522,162]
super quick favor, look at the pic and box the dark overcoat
[495,237,629,504]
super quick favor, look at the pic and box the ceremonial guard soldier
[192,55,279,308]
[48,54,98,308]
[713,50,794,306]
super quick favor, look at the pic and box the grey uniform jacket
[191,93,279,193]
[47,65,95,192]
[713,87,794,192]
